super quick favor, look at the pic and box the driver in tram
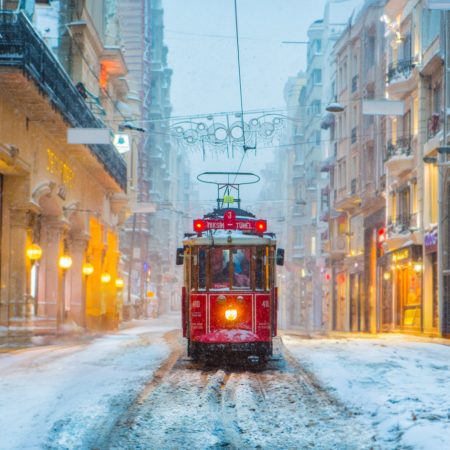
[233,249,250,288]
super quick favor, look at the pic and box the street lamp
[326,102,345,113]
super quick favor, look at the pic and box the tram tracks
[103,332,375,449]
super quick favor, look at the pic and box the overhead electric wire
[233,0,249,183]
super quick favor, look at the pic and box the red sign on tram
[193,210,266,233]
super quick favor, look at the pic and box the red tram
[176,173,284,362]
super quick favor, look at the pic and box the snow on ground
[283,334,450,450]
[0,314,178,450]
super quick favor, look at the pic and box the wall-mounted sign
[393,248,410,262]
[113,133,131,154]
[427,0,450,9]
[362,100,405,116]
[424,228,438,254]
[68,128,110,144]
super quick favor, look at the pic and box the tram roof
[183,230,276,246]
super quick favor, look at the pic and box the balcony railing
[387,213,418,234]
[387,58,416,84]
[385,137,412,160]
[0,11,126,191]
[427,113,442,139]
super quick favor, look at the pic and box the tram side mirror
[276,248,285,266]
[176,248,184,265]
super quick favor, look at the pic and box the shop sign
[424,228,438,254]
[47,149,74,188]
[393,248,409,262]
[113,133,131,154]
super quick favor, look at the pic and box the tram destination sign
[193,210,267,233]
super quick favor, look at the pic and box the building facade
[0,0,130,338]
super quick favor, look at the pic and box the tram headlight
[225,308,237,321]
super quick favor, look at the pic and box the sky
[163,0,329,205]
[164,0,327,115]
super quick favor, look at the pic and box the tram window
[198,248,207,290]
[269,247,275,289]
[210,248,230,289]
[232,248,251,289]
[255,247,266,290]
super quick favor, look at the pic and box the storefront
[379,245,423,331]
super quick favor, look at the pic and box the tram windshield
[193,246,272,291]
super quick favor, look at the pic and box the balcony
[335,179,361,212]
[320,156,336,173]
[387,213,420,248]
[386,58,417,97]
[329,235,348,259]
[387,58,416,83]
[293,161,305,179]
[0,11,126,191]
[384,138,413,177]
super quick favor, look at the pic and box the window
[366,35,375,68]
[198,248,207,290]
[311,100,321,116]
[210,248,230,290]
[295,230,303,247]
[232,248,251,289]
[314,130,321,145]
[311,236,317,256]
[422,9,440,50]
[255,247,266,290]
[432,83,442,114]
[312,69,322,85]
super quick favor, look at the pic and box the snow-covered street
[0,316,176,450]
[284,334,450,450]
[1,316,450,449]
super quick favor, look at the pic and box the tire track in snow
[104,336,376,449]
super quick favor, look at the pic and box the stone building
[0,0,129,337]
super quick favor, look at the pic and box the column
[8,208,30,321]
[68,235,89,328]
[38,218,65,325]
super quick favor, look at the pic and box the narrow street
[105,335,373,450]
[2,316,450,449]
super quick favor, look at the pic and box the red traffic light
[193,219,206,232]
[378,227,386,246]
[255,220,267,233]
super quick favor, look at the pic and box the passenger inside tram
[210,248,230,289]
